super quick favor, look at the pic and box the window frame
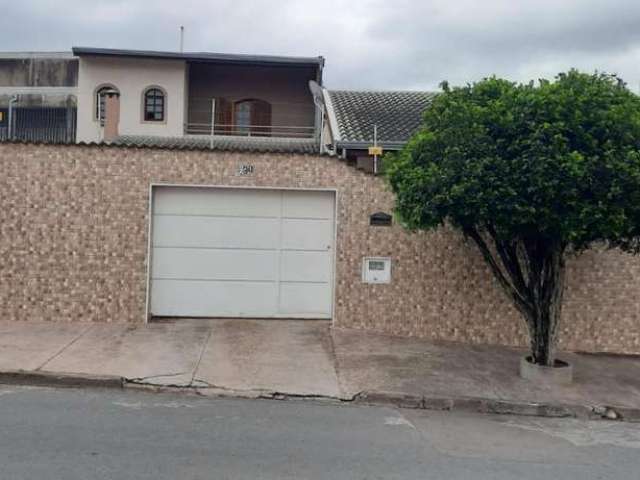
[141,86,167,124]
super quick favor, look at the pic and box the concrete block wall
[1,142,639,354]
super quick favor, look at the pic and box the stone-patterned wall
[1,143,639,353]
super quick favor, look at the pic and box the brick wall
[1,143,639,353]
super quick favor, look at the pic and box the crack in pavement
[125,373,361,404]
[190,327,214,385]
[36,325,94,371]
[127,372,190,382]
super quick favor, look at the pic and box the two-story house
[73,47,323,148]
[0,46,638,356]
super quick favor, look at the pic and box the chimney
[103,89,120,142]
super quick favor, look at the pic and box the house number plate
[236,164,255,176]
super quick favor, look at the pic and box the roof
[324,89,437,150]
[108,135,320,154]
[0,52,76,60]
[72,47,324,69]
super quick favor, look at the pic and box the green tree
[386,71,640,366]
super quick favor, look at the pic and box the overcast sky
[1,0,640,91]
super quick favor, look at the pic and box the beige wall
[76,56,186,142]
[187,63,316,130]
[1,142,639,354]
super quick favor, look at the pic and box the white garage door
[149,187,335,318]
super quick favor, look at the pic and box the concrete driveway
[0,319,341,398]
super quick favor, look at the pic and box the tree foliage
[386,71,640,365]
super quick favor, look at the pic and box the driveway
[0,319,341,398]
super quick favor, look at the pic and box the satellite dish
[308,80,324,103]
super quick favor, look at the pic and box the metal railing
[184,122,316,138]
[0,94,77,144]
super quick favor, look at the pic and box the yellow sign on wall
[368,146,383,156]
[0,111,4,122]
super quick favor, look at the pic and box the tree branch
[485,225,530,298]
[463,227,534,320]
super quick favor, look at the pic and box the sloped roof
[325,89,436,150]
[109,135,319,154]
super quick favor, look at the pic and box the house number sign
[236,164,255,176]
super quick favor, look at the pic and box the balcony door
[215,98,271,136]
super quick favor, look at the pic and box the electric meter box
[362,257,391,284]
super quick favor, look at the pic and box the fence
[0,101,77,144]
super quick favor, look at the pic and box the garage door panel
[153,215,279,249]
[279,283,332,317]
[151,280,278,317]
[280,251,331,283]
[151,187,335,319]
[281,219,333,251]
[152,248,278,281]
[154,187,281,217]
[283,190,334,219]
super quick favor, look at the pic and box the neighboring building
[321,89,437,171]
[0,47,639,356]
[0,52,77,143]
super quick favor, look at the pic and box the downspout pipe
[8,94,18,140]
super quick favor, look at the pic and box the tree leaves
[386,71,640,252]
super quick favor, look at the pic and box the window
[143,87,165,122]
[95,85,118,124]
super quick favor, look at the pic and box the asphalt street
[0,385,638,479]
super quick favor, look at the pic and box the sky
[1,0,640,92]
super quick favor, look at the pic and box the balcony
[184,61,319,141]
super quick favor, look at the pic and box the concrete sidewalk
[334,329,640,419]
[1,319,639,420]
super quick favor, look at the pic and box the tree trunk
[527,245,566,366]
[465,228,567,367]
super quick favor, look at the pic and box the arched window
[143,87,166,122]
[95,85,119,124]
[233,99,271,136]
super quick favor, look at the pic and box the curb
[0,370,124,389]
[2,371,639,423]
[353,391,640,423]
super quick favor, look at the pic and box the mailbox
[362,257,391,284]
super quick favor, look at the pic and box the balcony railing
[184,122,315,139]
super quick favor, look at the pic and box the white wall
[76,56,186,142]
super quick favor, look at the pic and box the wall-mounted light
[370,212,392,227]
